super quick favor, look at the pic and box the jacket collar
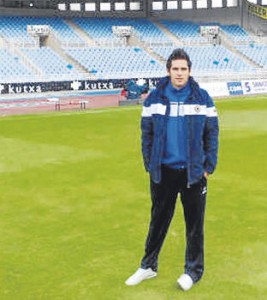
[155,76,201,102]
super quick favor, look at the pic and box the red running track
[0,94,122,117]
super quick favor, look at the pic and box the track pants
[140,165,207,283]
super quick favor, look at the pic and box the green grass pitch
[0,95,266,300]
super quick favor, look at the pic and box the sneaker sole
[145,273,157,280]
[125,272,157,286]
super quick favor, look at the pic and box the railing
[1,68,267,85]
[2,34,266,50]
[193,69,267,82]
[220,31,267,46]
[4,37,39,48]
[146,40,174,47]
[0,73,88,84]
[60,40,93,48]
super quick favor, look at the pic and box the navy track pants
[140,165,207,283]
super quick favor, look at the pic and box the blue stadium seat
[0,48,33,81]
[21,47,83,80]
[65,47,165,79]
[220,25,253,44]
[151,45,255,74]
[235,44,267,69]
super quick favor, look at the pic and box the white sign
[200,82,229,97]
[112,26,132,37]
[200,26,219,36]
[241,79,267,94]
[27,25,50,36]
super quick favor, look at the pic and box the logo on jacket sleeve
[194,105,201,113]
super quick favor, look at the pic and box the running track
[0,93,122,117]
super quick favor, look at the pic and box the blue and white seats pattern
[0,16,265,83]
[235,44,267,69]
[220,25,253,43]
[152,45,255,73]
[65,47,164,79]
[0,48,33,81]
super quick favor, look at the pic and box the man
[125,49,219,291]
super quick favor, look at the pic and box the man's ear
[166,68,170,76]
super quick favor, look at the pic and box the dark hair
[166,48,192,71]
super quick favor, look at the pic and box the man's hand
[203,171,209,179]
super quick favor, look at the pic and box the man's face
[167,59,190,89]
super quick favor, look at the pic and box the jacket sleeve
[140,98,153,172]
[203,93,219,174]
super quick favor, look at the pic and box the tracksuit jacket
[141,76,219,185]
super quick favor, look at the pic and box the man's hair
[166,48,192,71]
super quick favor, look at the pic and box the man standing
[125,49,219,291]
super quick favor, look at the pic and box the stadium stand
[0,48,33,81]
[65,46,165,79]
[0,16,84,45]
[21,47,83,80]
[71,17,172,46]
[152,44,256,74]
[71,17,125,46]
[220,24,254,44]
[158,20,208,45]
[0,1,267,85]
[235,44,267,69]
[0,16,37,45]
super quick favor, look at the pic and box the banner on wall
[0,80,123,95]
[227,82,243,96]
[1,78,267,97]
[200,82,229,97]
[241,79,267,94]
[248,3,267,20]
[0,78,160,96]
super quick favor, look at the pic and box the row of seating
[152,45,255,73]
[220,25,253,43]
[65,47,164,78]
[0,48,32,78]
[71,17,171,45]
[2,43,262,82]
[159,20,208,44]
[21,47,83,79]
[0,16,257,45]
[0,16,266,82]
[0,16,83,43]
[235,44,267,69]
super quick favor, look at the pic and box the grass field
[0,95,266,300]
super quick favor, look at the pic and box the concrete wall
[242,0,267,35]
[150,7,241,25]
[0,0,266,34]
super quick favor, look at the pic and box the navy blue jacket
[141,76,219,185]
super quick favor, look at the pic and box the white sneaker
[125,268,157,286]
[177,274,194,291]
